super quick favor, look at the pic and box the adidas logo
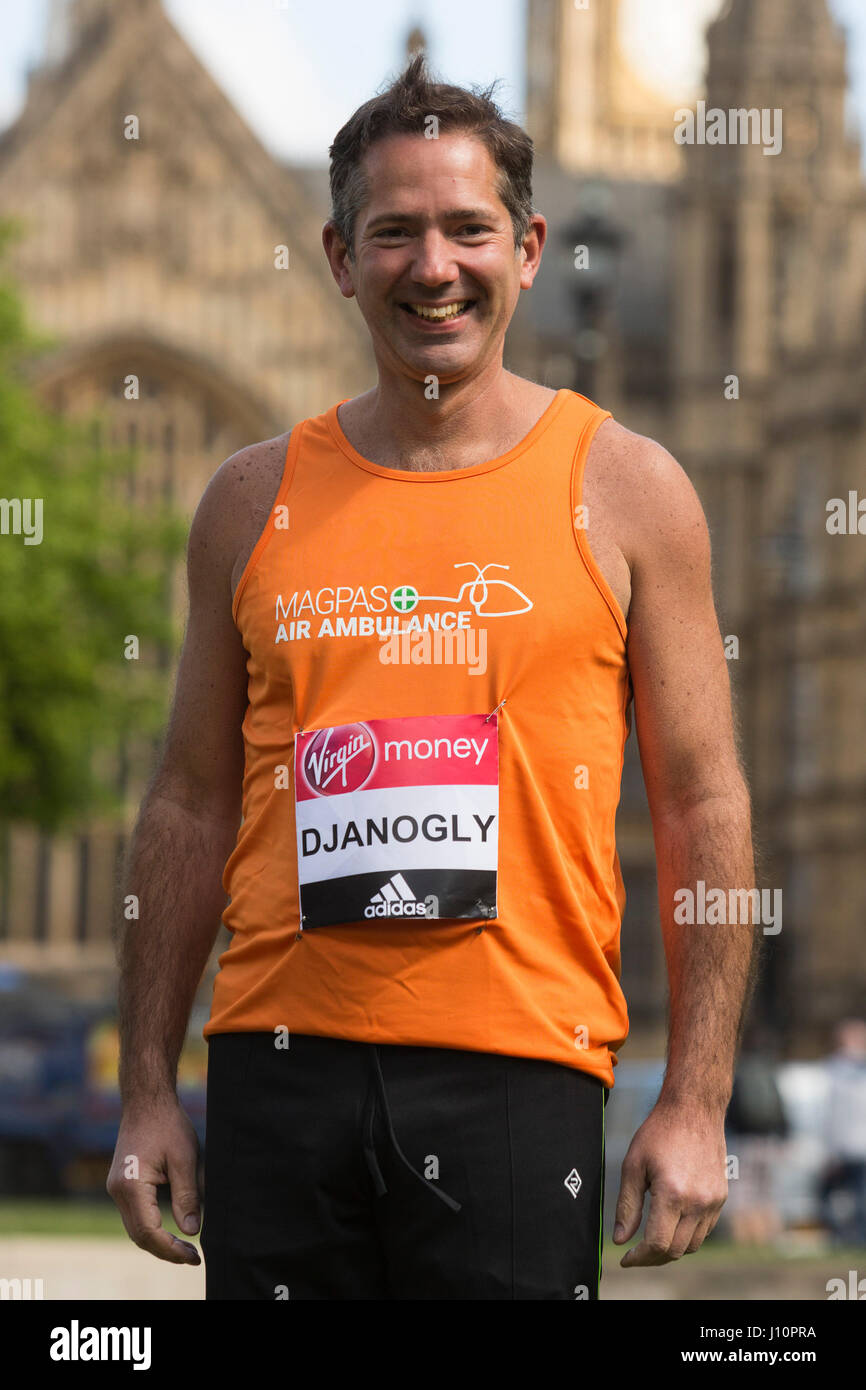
[364,871,429,919]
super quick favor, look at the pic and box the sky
[1,0,866,165]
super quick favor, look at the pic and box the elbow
[650,776,752,830]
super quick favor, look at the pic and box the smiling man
[108,55,758,1301]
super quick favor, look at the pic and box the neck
[341,365,542,472]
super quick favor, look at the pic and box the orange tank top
[203,388,632,1086]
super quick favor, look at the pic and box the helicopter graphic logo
[391,562,533,620]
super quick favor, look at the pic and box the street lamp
[561,188,625,401]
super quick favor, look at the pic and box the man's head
[322,54,546,387]
[833,1018,866,1059]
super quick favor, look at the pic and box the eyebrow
[364,207,496,231]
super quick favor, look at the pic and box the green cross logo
[391,584,418,613]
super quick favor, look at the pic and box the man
[107,55,757,1300]
[819,1018,866,1246]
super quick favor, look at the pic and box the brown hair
[327,53,534,261]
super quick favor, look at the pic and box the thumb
[613,1156,647,1244]
[167,1154,202,1236]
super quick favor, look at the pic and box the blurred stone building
[1,0,863,1054]
[515,0,866,1047]
[0,0,372,990]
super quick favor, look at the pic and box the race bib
[294,713,499,927]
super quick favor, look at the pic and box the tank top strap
[549,390,613,483]
[561,392,624,644]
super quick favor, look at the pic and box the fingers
[108,1171,201,1265]
[168,1152,203,1238]
[688,1205,723,1252]
[612,1155,647,1245]
[620,1192,725,1267]
[620,1186,683,1267]
[127,1213,201,1265]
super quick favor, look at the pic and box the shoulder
[194,430,292,525]
[587,416,699,510]
[586,416,710,570]
[188,430,293,590]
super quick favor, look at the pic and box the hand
[106,1096,204,1264]
[612,1098,728,1266]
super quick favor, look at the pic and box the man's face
[324,130,544,386]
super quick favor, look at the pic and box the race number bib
[294,713,499,927]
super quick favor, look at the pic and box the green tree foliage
[0,223,187,829]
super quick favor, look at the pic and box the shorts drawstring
[363,1044,462,1213]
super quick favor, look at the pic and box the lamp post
[562,190,624,402]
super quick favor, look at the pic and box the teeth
[408,300,469,319]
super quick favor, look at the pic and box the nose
[409,228,460,287]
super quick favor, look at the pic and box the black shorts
[201,1032,608,1300]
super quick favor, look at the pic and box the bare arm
[610,434,758,1267]
[106,452,253,1265]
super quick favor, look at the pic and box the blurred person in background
[819,1018,866,1247]
[724,1020,788,1246]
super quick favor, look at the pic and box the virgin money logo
[301,723,375,796]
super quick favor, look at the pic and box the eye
[458,225,488,236]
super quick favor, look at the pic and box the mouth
[399,299,476,324]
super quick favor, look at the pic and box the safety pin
[485,698,507,722]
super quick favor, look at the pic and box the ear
[322,221,357,299]
[519,213,548,289]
